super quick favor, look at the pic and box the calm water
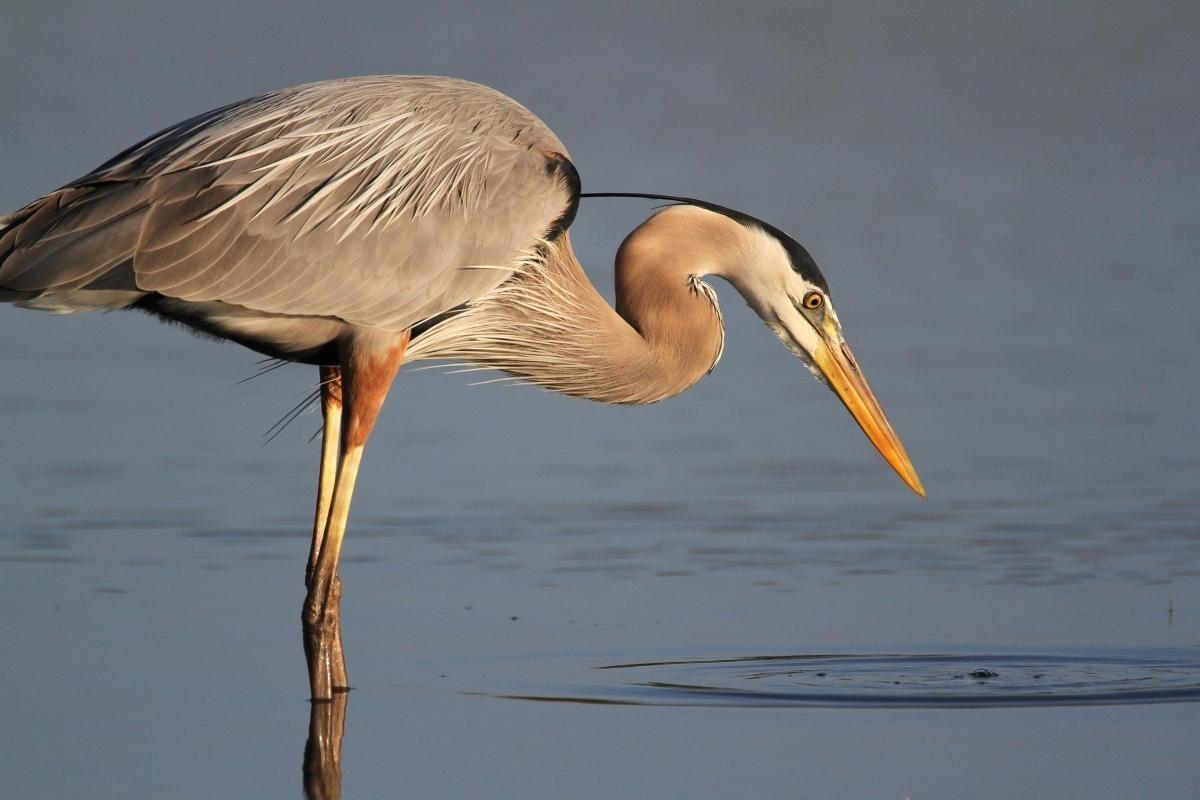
[2,2,1199,798]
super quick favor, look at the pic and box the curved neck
[405,210,736,405]
[608,210,737,398]
[605,227,726,403]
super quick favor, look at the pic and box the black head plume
[580,192,827,292]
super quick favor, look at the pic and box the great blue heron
[0,76,924,699]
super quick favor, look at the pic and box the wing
[0,76,576,330]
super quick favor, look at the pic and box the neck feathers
[406,212,729,404]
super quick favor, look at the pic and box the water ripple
[498,650,1200,708]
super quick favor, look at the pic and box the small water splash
[496,650,1200,708]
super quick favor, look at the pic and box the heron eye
[803,291,824,310]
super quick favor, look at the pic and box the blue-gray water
[2,2,1198,797]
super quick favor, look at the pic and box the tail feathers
[1,186,145,313]
[0,209,33,304]
[0,196,56,298]
[12,289,145,314]
[0,285,36,304]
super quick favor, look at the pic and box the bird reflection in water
[303,692,348,800]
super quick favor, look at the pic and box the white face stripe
[642,205,833,373]
[707,221,833,371]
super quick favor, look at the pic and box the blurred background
[2,2,1198,798]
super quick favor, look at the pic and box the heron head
[695,203,927,499]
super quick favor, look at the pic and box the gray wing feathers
[0,186,144,292]
[1,76,573,329]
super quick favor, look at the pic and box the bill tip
[908,476,927,500]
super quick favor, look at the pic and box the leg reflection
[302,691,348,800]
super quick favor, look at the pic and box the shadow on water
[486,649,1200,709]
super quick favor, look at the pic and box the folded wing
[0,76,574,330]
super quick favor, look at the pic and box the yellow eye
[803,291,824,310]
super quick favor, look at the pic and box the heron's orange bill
[813,339,926,499]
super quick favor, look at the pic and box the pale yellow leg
[303,335,408,700]
[305,445,362,616]
[304,366,351,699]
[307,366,342,587]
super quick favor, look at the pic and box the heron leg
[304,365,349,694]
[307,365,343,586]
[303,333,409,700]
